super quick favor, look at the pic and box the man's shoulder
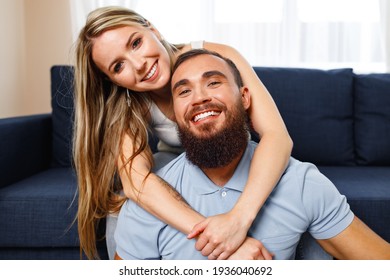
[275,157,329,201]
[246,141,318,184]
[283,157,320,179]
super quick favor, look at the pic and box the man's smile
[192,110,221,123]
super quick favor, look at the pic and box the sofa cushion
[51,66,74,168]
[354,73,390,165]
[0,168,78,247]
[319,166,390,242]
[254,67,355,165]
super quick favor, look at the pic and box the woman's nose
[129,55,147,72]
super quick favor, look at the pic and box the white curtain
[69,0,140,41]
[69,0,389,73]
[380,0,390,72]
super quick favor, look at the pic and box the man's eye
[132,38,142,49]
[208,81,221,87]
[179,89,190,96]
[114,62,123,73]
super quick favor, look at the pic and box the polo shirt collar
[188,142,254,195]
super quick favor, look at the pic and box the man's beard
[178,104,249,169]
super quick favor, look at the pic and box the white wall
[0,0,25,118]
[0,0,73,118]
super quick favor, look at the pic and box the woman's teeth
[144,63,157,80]
[194,111,220,122]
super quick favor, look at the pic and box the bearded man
[114,49,390,260]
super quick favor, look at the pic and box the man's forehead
[172,54,231,83]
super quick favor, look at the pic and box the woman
[74,6,293,259]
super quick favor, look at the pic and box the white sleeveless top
[149,101,182,153]
[149,41,204,153]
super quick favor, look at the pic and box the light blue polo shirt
[115,141,354,259]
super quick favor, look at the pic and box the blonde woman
[74,6,292,259]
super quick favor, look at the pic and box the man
[114,49,390,260]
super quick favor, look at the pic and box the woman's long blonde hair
[73,6,182,259]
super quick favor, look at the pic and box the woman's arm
[188,42,293,259]
[118,133,204,234]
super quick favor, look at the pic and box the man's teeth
[144,64,157,80]
[194,111,220,122]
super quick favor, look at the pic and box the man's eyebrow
[172,79,189,93]
[203,70,227,79]
[107,32,138,72]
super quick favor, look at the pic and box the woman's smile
[142,62,158,81]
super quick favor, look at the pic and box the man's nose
[192,87,211,106]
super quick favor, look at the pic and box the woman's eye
[132,38,142,49]
[114,62,123,73]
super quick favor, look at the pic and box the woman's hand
[187,210,253,260]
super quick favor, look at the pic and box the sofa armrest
[0,114,52,189]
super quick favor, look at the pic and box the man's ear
[240,87,251,110]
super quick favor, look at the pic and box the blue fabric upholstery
[51,66,74,168]
[319,166,390,241]
[0,247,82,260]
[254,67,355,165]
[354,73,390,165]
[0,114,51,189]
[0,167,108,259]
[0,168,78,247]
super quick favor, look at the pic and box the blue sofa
[0,65,389,259]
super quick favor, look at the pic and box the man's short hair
[172,49,244,88]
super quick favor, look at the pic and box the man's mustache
[184,103,227,122]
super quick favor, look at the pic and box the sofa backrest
[51,66,74,167]
[254,67,355,166]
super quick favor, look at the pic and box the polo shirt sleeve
[296,162,354,240]
[115,199,165,259]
